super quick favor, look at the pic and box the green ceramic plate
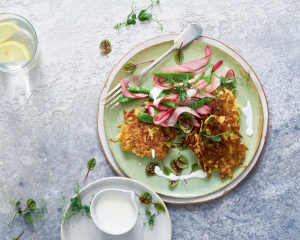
[104,40,263,199]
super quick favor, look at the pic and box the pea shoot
[135,191,166,227]
[57,180,93,225]
[199,129,231,145]
[7,198,47,227]
[114,0,165,30]
[138,210,159,227]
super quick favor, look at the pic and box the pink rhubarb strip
[153,108,174,125]
[121,79,149,98]
[164,107,201,127]
[206,67,236,93]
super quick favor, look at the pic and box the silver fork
[104,24,203,109]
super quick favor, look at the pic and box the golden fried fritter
[116,108,177,160]
[185,89,247,179]
[185,115,248,179]
[210,89,241,123]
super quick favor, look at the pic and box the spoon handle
[139,24,203,77]
[139,45,176,77]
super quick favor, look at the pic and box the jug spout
[123,190,135,201]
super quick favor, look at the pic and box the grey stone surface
[0,0,299,239]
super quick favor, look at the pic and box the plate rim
[97,34,269,204]
[60,177,172,240]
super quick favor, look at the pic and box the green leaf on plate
[174,50,184,65]
[139,192,152,206]
[168,180,178,187]
[154,201,166,213]
[176,153,189,169]
[145,162,159,176]
[162,166,172,176]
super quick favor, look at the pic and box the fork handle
[139,45,177,77]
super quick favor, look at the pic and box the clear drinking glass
[0,13,38,73]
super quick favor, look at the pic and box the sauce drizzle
[242,100,253,136]
[154,166,207,181]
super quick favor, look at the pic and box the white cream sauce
[242,100,253,137]
[150,87,163,100]
[186,89,197,98]
[96,192,134,231]
[154,166,207,181]
[151,149,155,159]
[150,87,163,111]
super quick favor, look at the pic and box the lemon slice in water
[0,41,31,62]
[0,22,20,43]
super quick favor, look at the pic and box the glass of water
[0,13,38,73]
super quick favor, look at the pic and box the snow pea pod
[118,94,138,103]
[126,86,151,93]
[150,106,160,117]
[187,97,212,109]
[137,112,154,123]
[160,99,194,118]
[153,72,194,81]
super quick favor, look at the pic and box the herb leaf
[168,180,179,187]
[58,180,92,225]
[83,158,96,182]
[170,160,182,175]
[218,75,237,88]
[190,163,201,174]
[13,231,24,240]
[145,162,159,176]
[7,198,47,227]
[174,51,184,65]
[162,166,171,176]
[139,209,159,227]
[99,39,112,57]
[177,153,189,169]
[123,61,136,73]
[174,132,188,151]
[114,1,164,30]
[160,142,173,146]
[210,135,221,142]
[139,192,152,206]
[200,128,231,146]
[174,42,184,65]
[123,60,154,73]
[87,158,96,170]
[154,201,166,213]
[186,97,212,110]
[138,10,146,18]
[26,199,36,210]
[139,13,152,21]
[178,116,193,133]
[26,214,33,224]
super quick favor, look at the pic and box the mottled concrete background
[0,0,299,239]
